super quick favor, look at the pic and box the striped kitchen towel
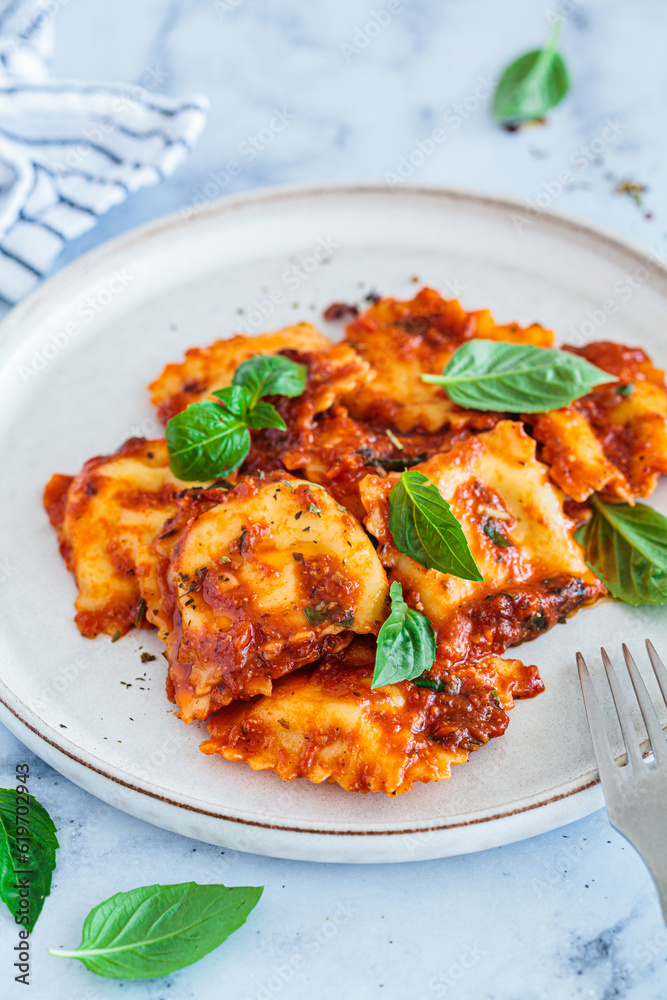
[0,0,208,303]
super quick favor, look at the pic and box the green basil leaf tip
[0,789,59,933]
[166,401,250,481]
[493,15,570,125]
[245,400,287,431]
[422,341,611,413]
[232,354,307,406]
[48,882,263,979]
[388,470,483,581]
[575,498,667,606]
[211,384,252,416]
[372,582,436,688]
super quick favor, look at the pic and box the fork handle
[648,867,667,926]
[626,842,667,926]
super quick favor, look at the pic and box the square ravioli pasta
[529,341,667,503]
[342,286,554,432]
[138,472,389,722]
[201,637,543,796]
[149,321,371,429]
[360,420,605,668]
[43,438,197,639]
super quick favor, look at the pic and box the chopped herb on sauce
[134,598,147,627]
[483,519,514,548]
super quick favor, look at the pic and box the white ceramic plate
[0,184,666,864]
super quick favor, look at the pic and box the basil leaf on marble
[0,789,59,933]
[493,15,570,125]
[388,470,483,581]
[372,582,436,688]
[421,341,611,412]
[575,498,667,605]
[48,882,263,979]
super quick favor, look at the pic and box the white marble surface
[2,0,667,996]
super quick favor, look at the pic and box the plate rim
[2,180,663,857]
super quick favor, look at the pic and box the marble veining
[2,0,667,996]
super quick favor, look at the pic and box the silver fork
[577,641,667,924]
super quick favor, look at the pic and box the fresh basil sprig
[48,882,263,979]
[372,581,436,688]
[493,15,570,126]
[422,341,611,412]
[166,354,306,480]
[575,497,667,606]
[0,789,59,933]
[389,470,483,581]
[233,354,307,405]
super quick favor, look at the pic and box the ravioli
[280,404,467,519]
[343,287,554,432]
[148,472,389,722]
[43,438,193,639]
[201,638,543,796]
[149,322,370,428]
[529,341,667,502]
[360,420,604,667]
[44,287,666,798]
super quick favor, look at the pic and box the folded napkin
[0,0,208,303]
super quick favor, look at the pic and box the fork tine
[623,645,667,766]
[577,653,623,789]
[646,640,667,708]
[601,648,643,771]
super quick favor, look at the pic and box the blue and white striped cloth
[0,0,208,302]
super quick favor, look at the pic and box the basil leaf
[358,449,428,471]
[233,355,307,407]
[372,581,436,688]
[493,16,570,125]
[166,355,306,481]
[0,788,59,933]
[166,401,250,481]
[48,882,263,979]
[388,470,483,581]
[245,401,287,431]
[422,341,611,412]
[211,385,252,417]
[413,676,446,692]
[575,498,667,605]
